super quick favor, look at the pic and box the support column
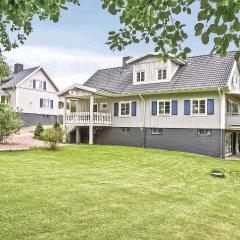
[76,127,81,144]
[63,97,67,128]
[89,95,94,145]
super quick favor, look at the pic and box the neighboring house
[0,64,63,126]
[59,52,240,159]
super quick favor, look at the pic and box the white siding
[16,69,62,115]
[109,91,221,129]
[229,63,240,93]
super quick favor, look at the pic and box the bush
[0,103,22,143]
[53,121,60,129]
[34,123,44,139]
[41,127,65,150]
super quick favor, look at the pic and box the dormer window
[157,69,167,81]
[136,71,145,82]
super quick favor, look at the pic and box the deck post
[63,97,67,128]
[76,127,81,144]
[89,95,94,144]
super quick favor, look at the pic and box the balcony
[65,112,112,126]
[226,113,240,128]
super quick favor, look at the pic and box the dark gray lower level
[93,127,225,158]
[20,113,63,127]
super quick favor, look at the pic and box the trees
[0,0,80,53]
[103,0,240,59]
[0,103,22,143]
[0,57,11,80]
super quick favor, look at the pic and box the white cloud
[4,45,122,90]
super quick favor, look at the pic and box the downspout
[139,94,146,148]
[218,87,223,158]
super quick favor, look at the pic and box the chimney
[14,63,24,74]
[122,56,132,69]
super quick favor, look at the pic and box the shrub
[34,123,44,139]
[0,103,22,143]
[41,127,65,150]
[53,121,60,129]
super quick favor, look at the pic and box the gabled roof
[58,83,97,96]
[84,52,236,95]
[0,88,8,96]
[126,52,186,65]
[0,66,59,91]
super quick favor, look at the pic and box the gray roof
[84,52,236,95]
[0,67,39,89]
[0,88,8,96]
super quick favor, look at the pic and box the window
[33,79,46,90]
[158,100,171,115]
[197,129,212,136]
[58,101,64,109]
[93,103,98,112]
[191,99,206,115]
[227,99,239,115]
[0,96,8,104]
[136,71,145,82]
[100,102,108,111]
[43,99,50,108]
[120,102,131,116]
[121,128,130,132]
[157,69,167,80]
[151,128,163,135]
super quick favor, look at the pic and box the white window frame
[157,100,172,116]
[136,71,145,82]
[100,102,108,111]
[119,101,131,117]
[93,103,98,112]
[151,128,163,135]
[197,129,212,136]
[191,98,207,116]
[42,99,50,108]
[156,68,169,82]
[227,99,239,115]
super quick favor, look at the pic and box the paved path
[0,126,46,151]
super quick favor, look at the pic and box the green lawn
[0,145,240,240]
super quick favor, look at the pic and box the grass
[0,145,240,240]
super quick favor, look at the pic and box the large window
[191,99,206,115]
[43,99,50,108]
[151,128,163,135]
[120,102,131,116]
[157,69,167,81]
[227,99,239,115]
[136,71,145,82]
[158,100,171,115]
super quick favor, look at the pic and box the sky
[4,1,218,90]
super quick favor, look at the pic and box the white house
[0,64,64,126]
[59,52,240,159]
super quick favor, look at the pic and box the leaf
[201,32,209,44]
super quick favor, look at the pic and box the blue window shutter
[207,99,214,115]
[172,100,178,115]
[40,98,43,108]
[131,101,137,116]
[50,100,54,109]
[152,101,157,116]
[33,79,36,89]
[43,81,47,90]
[114,102,119,116]
[184,100,190,115]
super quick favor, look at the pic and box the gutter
[218,87,223,158]
[139,93,146,148]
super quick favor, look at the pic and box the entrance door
[225,132,233,156]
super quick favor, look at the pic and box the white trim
[126,52,186,65]
[155,68,170,82]
[157,99,172,116]
[58,83,97,96]
[119,101,131,117]
[190,98,207,116]
[227,61,237,89]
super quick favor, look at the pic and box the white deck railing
[65,112,112,125]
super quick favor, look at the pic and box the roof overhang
[58,83,98,96]
[126,52,186,65]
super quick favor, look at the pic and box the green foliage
[0,57,11,80]
[41,127,65,150]
[0,103,22,143]
[34,123,44,139]
[103,0,240,59]
[53,121,61,129]
[0,0,80,52]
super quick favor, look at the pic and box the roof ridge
[187,51,236,59]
